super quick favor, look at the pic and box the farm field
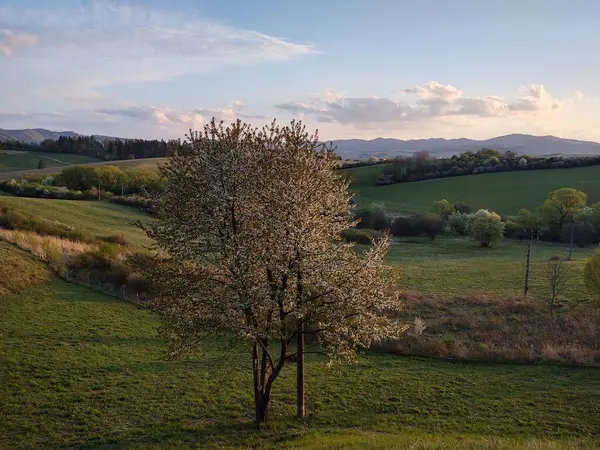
[0,195,152,248]
[0,150,101,173]
[0,156,167,181]
[385,236,595,302]
[344,164,600,216]
[1,241,599,449]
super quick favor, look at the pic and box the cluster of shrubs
[348,200,505,248]
[109,195,156,214]
[0,164,164,204]
[376,148,600,186]
[0,179,98,200]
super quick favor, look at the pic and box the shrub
[469,209,505,247]
[454,202,472,214]
[354,202,391,230]
[340,228,382,244]
[391,216,418,237]
[448,212,473,236]
[584,249,600,302]
[413,213,444,240]
[432,199,455,220]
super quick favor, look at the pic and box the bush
[391,216,418,237]
[454,202,472,214]
[432,199,455,220]
[469,209,505,247]
[584,249,600,302]
[413,213,444,240]
[391,214,444,239]
[448,212,473,236]
[109,195,155,213]
[341,228,383,244]
[354,203,391,230]
[69,243,121,272]
[0,180,97,200]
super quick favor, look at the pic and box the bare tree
[542,256,571,316]
[140,119,405,426]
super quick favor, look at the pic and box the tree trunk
[296,320,305,418]
[568,222,575,260]
[255,391,271,426]
[252,342,260,423]
[524,242,532,297]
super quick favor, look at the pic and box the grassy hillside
[0,195,152,248]
[1,243,599,449]
[345,165,600,216]
[0,156,167,181]
[0,151,101,173]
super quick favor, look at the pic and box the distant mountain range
[329,134,600,159]
[0,128,116,144]
[2,128,600,159]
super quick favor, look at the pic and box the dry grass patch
[381,291,600,365]
[0,241,52,296]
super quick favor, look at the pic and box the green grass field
[0,192,595,301]
[0,195,152,248]
[1,242,599,449]
[0,151,101,173]
[345,164,600,216]
[0,156,167,181]
[385,236,595,302]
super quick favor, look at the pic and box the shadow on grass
[79,419,292,449]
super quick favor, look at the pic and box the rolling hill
[3,128,600,159]
[344,164,600,216]
[330,134,600,159]
[0,128,117,144]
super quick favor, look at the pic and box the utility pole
[568,221,575,260]
[523,228,539,297]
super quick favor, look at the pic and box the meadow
[1,192,593,302]
[344,164,600,216]
[0,155,167,181]
[0,194,152,248]
[386,236,595,302]
[1,241,599,449]
[0,150,100,173]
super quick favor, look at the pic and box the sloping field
[0,156,167,180]
[1,242,599,449]
[345,165,600,216]
[0,195,152,248]
[0,151,101,173]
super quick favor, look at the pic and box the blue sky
[1,0,599,141]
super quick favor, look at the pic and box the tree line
[351,187,600,250]
[0,135,191,161]
[376,149,600,185]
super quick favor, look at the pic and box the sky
[1,0,599,141]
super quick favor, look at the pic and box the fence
[62,269,150,306]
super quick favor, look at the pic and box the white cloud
[0,1,315,107]
[404,81,463,101]
[0,28,37,56]
[508,84,560,111]
[276,82,568,127]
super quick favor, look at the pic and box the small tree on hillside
[140,119,405,426]
[432,199,455,220]
[541,188,587,236]
[469,209,504,247]
[542,256,571,316]
[37,160,46,169]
